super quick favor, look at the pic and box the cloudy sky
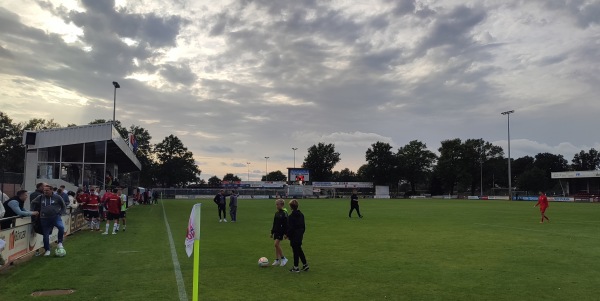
[0,0,599,180]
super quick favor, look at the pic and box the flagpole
[192,203,201,301]
[193,239,200,301]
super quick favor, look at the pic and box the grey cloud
[160,63,197,85]
[203,146,234,153]
[231,163,246,168]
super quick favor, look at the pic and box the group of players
[75,186,128,235]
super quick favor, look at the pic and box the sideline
[161,200,188,301]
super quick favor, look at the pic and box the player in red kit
[102,188,121,235]
[534,191,550,223]
[86,191,101,231]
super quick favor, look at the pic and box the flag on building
[128,133,138,153]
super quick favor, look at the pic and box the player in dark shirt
[213,190,227,222]
[349,189,363,218]
[287,199,309,273]
[270,199,288,267]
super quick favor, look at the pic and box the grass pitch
[1,198,599,301]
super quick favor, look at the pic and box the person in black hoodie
[287,199,309,273]
[213,190,227,222]
[270,199,288,267]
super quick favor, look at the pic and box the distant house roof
[24,123,141,172]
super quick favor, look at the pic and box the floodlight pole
[264,157,269,181]
[246,162,251,181]
[112,81,120,124]
[480,145,483,197]
[501,110,515,200]
[292,148,298,168]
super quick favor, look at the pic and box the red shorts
[539,206,548,213]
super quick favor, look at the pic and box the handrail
[0,207,78,230]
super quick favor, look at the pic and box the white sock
[58,243,63,248]
[115,224,120,231]
[105,223,109,233]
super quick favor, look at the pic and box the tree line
[2,110,599,193]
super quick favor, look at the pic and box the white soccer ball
[55,247,67,257]
[258,257,269,267]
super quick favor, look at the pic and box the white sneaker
[102,232,108,235]
[224,219,228,223]
[44,250,51,257]
[57,243,63,249]
[219,219,223,223]
[280,258,288,266]
[272,259,280,266]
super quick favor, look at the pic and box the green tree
[89,119,128,139]
[154,135,200,187]
[571,149,600,170]
[22,118,61,131]
[0,112,25,172]
[460,139,504,195]
[302,143,341,181]
[356,164,373,182]
[364,141,396,185]
[261,170,287,181]
[435,138,463,195]
[517,167,548,193]
[532,153,568,192]
[223,173,242,182]
[207,176,222,187]
[128,125,156,187]
[397,140,437,193]
[331,168,358,182]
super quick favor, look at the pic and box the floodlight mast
[501,110,515,200]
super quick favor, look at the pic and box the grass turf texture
[0,199,599,301]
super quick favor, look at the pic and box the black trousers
[229,206,237,221]
[349,202,361,217]
[291,239,307,267]
[218,204,226,219]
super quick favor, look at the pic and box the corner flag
[185,203,201,301]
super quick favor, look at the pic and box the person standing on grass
[118,187,128,231]
[287,199,309,273]
[102,188,121,235]
[349,189,363,218]
[534,191,550,223]
[270,199,288,267]
[214,190,227,222]
[30,185,66,256]
[229,190,238,222]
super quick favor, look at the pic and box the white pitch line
[162,201,188,301]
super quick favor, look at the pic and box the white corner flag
[185,204,201,257]
[185,203,202,301]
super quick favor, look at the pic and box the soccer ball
[258,257,269,267]
[55,247,67,257]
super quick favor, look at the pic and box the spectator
[59,185,69,195]
[30,185,66,256]
[1,190,39,229]
[229,190,238,222]
[214,190,227,222]
[67,191,77,209]
[152,190,159,205]
[30,182,45,202]
[57,188,70,208]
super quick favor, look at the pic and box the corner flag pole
[192,203,201,301]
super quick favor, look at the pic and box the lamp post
[501,110,514,200]
[292,148,298,168]
[112,81,120,124]
[246,162,251,181]
[264,157,269,181]
[480,145,484,197]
